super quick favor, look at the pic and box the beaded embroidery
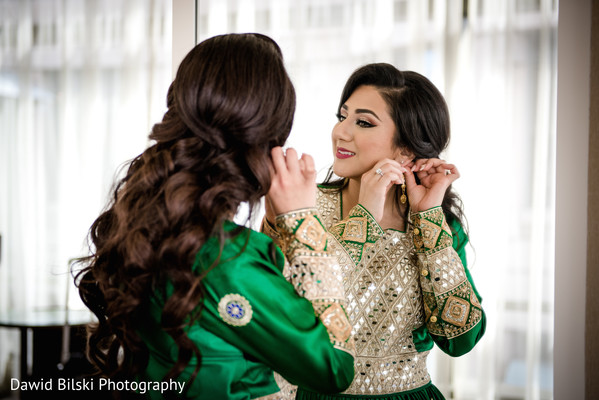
[315,188,483,394]
[273,208,354,355]
[218,293,253,327]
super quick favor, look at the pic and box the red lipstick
[336,147,355,159]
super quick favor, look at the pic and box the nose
[332,120,352,142]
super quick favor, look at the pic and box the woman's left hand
[404,158,460,212]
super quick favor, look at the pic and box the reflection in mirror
[195,1,557,399]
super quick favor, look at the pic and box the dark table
[0,308,95,382]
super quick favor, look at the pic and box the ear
[395,147,415,164]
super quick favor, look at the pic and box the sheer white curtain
[0,0,172,387]
[196,0,557,399]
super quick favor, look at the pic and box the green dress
[136,208,355,399]
[263,187,486,400]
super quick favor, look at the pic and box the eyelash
[356,119,374,128]
[336,113,374,128]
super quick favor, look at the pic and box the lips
[336,147,355,159]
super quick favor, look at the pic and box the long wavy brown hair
[73,33,296,392]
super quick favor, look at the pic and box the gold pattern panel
[316,187,342,227]
[272,206,355,353]
[420,219,442,250]
[343,352,431,395]
[412,207,453,255]
[295,214,327,251]
[341,217,368,243]
[421,280,483,339]
[320,302,355,353]
[421,249,468,295]
[287,253,345,301]
[441,296,471,327]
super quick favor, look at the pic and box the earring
[400,183,407,204]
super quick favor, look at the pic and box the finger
[271,147,287,175]
[284,147,300,173]
[419,158,446,172]
[442,163,460,182]
[300,153,316,177]
[441,163,459,176]
[382,172,403,187]
[373,159,406,176]
[412,158,428,172]
[404,167,418,193]
[378,166,409,184]
[301,158,316,184]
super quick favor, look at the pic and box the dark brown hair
[74,33,295,393]
[324,63,466,231]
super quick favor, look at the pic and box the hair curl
[323,63,467,232]
[74,33,295,394]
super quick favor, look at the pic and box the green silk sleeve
[199,209,355,394]
[412,207,486,357]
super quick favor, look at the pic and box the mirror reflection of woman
[264,63,486,400]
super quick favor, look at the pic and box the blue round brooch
[218,293,253,327]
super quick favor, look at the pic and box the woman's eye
[356,119,374,128]
[336,113,346,122]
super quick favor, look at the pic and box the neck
[342,178,408,230]
[342,178,361,218]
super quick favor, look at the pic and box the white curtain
[198,0,557,399]
[0,0,172,388]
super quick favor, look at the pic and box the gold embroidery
[412,207,454,255]
[272,207,354,354]
[295,214,327,251]
[420,219,442,249]
[316,188,483,392]
[441,296,470,327]
[341,217,368,243]
[320,302,355,352]
[218,294,253,327]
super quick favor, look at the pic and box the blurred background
[0,0,581,399]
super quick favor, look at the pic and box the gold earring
[400,183,407,204]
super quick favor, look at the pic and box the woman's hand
[266,147,317,218]
[404,158,460,212]
[358,159,408,222]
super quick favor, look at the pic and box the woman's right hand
[266,147,317,219]
[358,159,408,222]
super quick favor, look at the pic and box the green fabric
[136,221,354,399]
[296,382,445,400]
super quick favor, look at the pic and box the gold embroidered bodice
[261,188,484,397]
[316,188,431,394]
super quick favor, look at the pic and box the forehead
[345,85,388,112]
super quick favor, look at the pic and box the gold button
[413,228,420,235]
[421,269,429,277]
[430,316,437,323]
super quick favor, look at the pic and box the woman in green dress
[263,63,485,400]
[74,33,354,399]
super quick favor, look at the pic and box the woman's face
[332,85,400,179]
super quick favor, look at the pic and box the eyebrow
[341,104,382,121]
